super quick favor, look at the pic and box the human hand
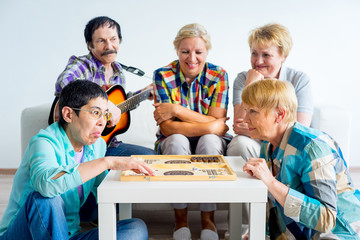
[106,156,156,176]
[243,158,274,185]
[107,101,121,127]
[142,83,154,101]
[233,118,249,135]
[210,117,230,136]
[245,69,264,86]
[153,103,177,125]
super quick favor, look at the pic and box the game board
[120,155,237,181]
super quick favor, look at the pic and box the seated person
[0,80,155,240]
[153,23,230,240]
[227,23,313,159]
[242,79,360,239]
[52,16,155,156]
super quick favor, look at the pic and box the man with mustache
[54,16,155,157]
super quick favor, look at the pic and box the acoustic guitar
[49,84,152,144]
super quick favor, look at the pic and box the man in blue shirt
[0,81,155,239]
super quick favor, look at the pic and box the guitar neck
[117,88,151,113]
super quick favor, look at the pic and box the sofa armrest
[311,105,351,162]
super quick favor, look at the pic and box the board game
[120,155,237,181]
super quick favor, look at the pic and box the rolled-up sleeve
[283,141,338,232]
[29,138,83,198]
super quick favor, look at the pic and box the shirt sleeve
[209,70,229,109]
[233,72,247,106]
[29,138,83,198]
[283,140,338,232]
[289,70,313,114]
[153,70,171,104]
[54,56,92,96]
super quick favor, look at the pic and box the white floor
[1,169,360,239]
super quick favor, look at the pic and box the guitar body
[49,84,131,145]
[101,85,130,143]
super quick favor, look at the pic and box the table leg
[99,203,117,240]
[118,203,132,220]
[229,203,242,240]
[248,202,266,240]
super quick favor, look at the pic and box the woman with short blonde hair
[242,79,360,239]
[241,78,297,123]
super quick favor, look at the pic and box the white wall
[1,0,359,168]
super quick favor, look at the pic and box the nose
[243,112,250,124]
[97,115,107,126]
[188,52,196,62]
[105,39,112,49]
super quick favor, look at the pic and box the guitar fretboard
[117,88,151,113]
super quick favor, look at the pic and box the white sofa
[21,102,352,213]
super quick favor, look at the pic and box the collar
[57,122,95,159]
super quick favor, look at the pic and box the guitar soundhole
[102,126,115,136]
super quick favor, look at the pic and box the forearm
[174,105,217,122]
[77,157,108,183]
[265,177,289,207]
[233,103,251,136]
[160,120,214,137]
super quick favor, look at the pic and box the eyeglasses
[71,108,112,121]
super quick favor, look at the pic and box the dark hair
[84,16,122,46]
[58,80,108,129]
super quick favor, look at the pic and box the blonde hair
[173,23,211,51]
[241,79,297,123]
[248,23,293,58]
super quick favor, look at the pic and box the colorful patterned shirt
[55,53,126,96]
[261,122,360,239]
[153,60,230,151]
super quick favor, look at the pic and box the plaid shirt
[153,60,230,151]
[261,122,360,239]
[55,53,126,96]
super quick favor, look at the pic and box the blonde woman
[242,79,360,239]
[153,23,230,240]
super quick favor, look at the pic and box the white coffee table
[97,156,267,240]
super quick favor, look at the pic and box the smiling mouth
[186,63,198,68]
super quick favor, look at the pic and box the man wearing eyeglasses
[0,80,155,240]
[53,16,154,156]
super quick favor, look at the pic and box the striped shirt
[261,122,360,239]
[55,53,126,96]
[153,60,230,151]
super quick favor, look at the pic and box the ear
[275,107,286,123]
[87,42,94,51]
[62,106,74,123]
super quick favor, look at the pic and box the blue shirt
[262,122,360,239]
[0,122,107,237]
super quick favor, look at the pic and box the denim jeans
[106,142,155,156]
[0,192,148,240]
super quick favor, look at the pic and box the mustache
[101,50,117,56]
